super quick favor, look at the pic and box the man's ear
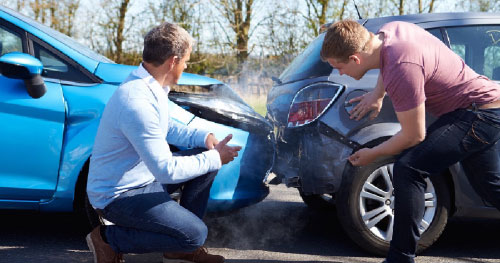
[164,56,177,71]
[349,54,361,65]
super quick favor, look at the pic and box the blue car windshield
[0,6,114,64]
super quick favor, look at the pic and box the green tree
[461,0,500,12]
[418,0,437,13]
[87,0,135,64]
[210,0,255,65]
[147,0,208,74]
[303,0,349,37]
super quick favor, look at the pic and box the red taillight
[287,83,342,127]
[287,99,331,126]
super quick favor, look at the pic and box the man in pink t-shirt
[321,20,500,263]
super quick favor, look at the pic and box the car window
[446,25,500,80]
[0,26,22,56]
[484,45,500,80]
[427,28,443,42]
[32,41,93,83]
[278,34,332,84]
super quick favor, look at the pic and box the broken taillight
[287,82,343,127]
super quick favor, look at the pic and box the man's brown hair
[143,22,193,66]
[320,20,371,63]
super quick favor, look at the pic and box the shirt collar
[134,63,171,96]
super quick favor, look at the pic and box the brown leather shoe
[86,226,124,263]
[163,246,224,263]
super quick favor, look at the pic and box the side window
[484,45,500,80]
[0,26,23,56]
[446,25,500,80]
[32,40,93,83]
[427,28,443,43]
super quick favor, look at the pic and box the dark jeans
[386,108,500,263]
[98,149,218,254]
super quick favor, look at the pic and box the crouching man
[86,22,241,263]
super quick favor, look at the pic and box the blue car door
[0,23,65,205]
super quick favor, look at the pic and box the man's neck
[142,62,168,87]
[369,33,384,69]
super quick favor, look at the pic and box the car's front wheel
[336,158,450,256]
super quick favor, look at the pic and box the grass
[242,94,268,117]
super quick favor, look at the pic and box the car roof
[363,12,500,31]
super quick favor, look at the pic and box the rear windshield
[279,34,332,84]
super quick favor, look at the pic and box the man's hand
[214,134,242,165]
[348,103,427,167]
[348,90,384,121]
[349,73,385,121]
[205,133,218,149]
[348,147,378,166]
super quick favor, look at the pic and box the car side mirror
[0,52,46,98]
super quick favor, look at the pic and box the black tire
[85,193,104,229]
[336,157,451,256]
[298,189,336,211]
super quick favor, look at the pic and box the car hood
[169,84,273,136]
[94,62,272,135]
[94,62,223,86]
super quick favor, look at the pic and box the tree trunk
[305,0,329,36]
[429,0,436,12]
[114,0,129,63]
[339,0,348,20]
[235,0,251,65]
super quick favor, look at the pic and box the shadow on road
[0,210,91,262]
[0,195,499,263]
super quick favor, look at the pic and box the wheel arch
[73,158,90,212]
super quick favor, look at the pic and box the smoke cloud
[204,185,309,250]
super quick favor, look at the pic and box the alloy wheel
[359,164,437,241]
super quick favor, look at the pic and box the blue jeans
[386,107,500,263]
[98,148,218,254]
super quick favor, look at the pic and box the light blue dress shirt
[87,64,221,209]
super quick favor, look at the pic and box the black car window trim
[27,33,102,84]
[40,75,99,87]
[439,27,451,47]
[0,18,29,54]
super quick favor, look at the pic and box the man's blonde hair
[320,20,371,63]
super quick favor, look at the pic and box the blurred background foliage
[1,0,499,115]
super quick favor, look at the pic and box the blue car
[0,5,274,220]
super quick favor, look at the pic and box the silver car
[266,12,500,255]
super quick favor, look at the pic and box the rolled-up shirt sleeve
[119,97,221,184]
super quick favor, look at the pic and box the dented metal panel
[170,84,272,136]
[168,83,276,211]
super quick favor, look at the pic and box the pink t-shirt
[378,21,500,117]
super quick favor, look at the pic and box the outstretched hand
[348,91,384,121]
[214,134,242,165]
[348,147,377,166]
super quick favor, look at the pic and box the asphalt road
[0,184,499,263]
